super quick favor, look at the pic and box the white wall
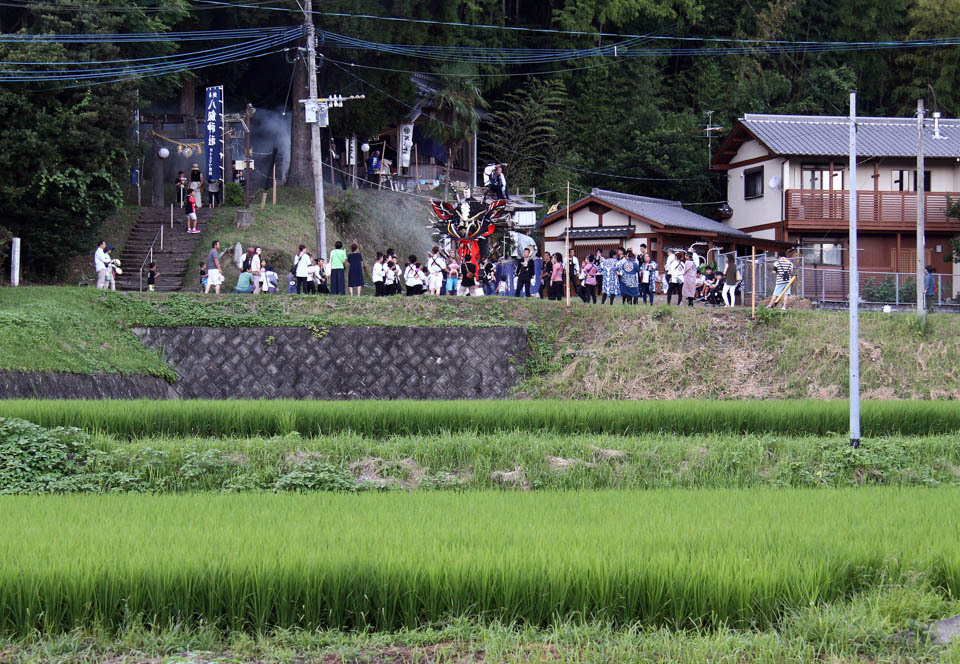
[724,144,784,231]
[786,157,960,191]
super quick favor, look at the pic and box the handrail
[138,224,163,292]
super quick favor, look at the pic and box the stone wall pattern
[133,326,526,399]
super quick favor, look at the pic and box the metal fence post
[160,225,163,252]
[939,275,943,306]
[800,255,805,298]
[895,273,899,305]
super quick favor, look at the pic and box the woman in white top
[426,246,445,295]
[250,247,263,293]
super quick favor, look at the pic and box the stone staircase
[116,206,213,292]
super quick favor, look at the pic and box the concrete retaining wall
[0,326,527,400]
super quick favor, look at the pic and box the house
[712,113,960,294]
[536,187,768,265]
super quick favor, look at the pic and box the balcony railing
[785,189,960,231]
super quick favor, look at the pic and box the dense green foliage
[1,489,958,633]
[3,422,960,494]
[4,399,960,438]
[0,1,187,276]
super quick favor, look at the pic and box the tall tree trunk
[151,122,164,207]
[287,46,314,189]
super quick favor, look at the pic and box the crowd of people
[191,238,788,308]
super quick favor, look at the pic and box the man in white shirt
[426,246,445,295]
[94,240,108,289]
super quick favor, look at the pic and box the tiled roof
[560,225,635,239]
[741,113,960,158]
[590,189,753,240]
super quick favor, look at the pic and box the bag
[242,255,252,273]
[291,253,304,275]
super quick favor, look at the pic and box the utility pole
[848,91,861,448]
[564,181,571,306]
[304,0,326,262]
[244,103,254,208]
[917,98,926,319]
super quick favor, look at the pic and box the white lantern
[360,142,370,153]
[158,147,170,159]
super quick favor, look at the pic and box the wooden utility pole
[564,181,571,306]
[917,98,926,318]
[304,0,327,262]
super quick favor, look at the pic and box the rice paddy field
[3,400,960,662]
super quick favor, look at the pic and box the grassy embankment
[2,286,960,398]
[183,187,435,292]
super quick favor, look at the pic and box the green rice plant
[2,399,960,438]
[0,489,958,635]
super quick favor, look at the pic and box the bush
[224,182,243,206]
[0,417,93,493]
[0,226,12,275]
[329,191,363,233]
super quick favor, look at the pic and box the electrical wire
[0,26,295,43]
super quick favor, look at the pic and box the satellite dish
[768,175,782,190]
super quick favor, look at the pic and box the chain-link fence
[724,253,955,305]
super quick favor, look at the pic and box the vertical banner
[346,136,356,166]
[399,123,414,168]
[204,85,224,183]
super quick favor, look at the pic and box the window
[801,243,843,266]
[891,170,932,191]
[744,167,763,199]
[801,165,844,190]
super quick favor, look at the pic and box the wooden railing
[785,189,960,231]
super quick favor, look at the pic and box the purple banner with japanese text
[204,86,224,183]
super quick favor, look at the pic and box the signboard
[399,123,414,168]
[346,136,356,166]
[204,86,224,183]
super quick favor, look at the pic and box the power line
[324,57,625,78]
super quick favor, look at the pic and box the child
[384,259,398,295]
[446,257,460,296]
[199,263,208,292]
[372,252,385,297]
[103,246,116,291]
[147,262,158,292]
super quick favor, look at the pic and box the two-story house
[712,113,960,295]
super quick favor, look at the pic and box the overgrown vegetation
[4,421,960,494]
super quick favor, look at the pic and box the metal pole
[849,90,861,448]
[751,245,756,317]
[917,99,926,319]
[564,181,571,306]
[305,0,327,262]
[244,103,252,208]
[170,203,173,229]
[160,224,163,252]
[10,237,20,286]
[896,273,900,305]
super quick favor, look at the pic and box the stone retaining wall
[0,326,528,400]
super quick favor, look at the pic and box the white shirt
[250,254,261,276]
[294,253,310,278]
[384,266,397,285]
[372,261,385,283]
[95,247,108,271]
[404,264,424,286]
[427,253,444,274]
[307,263,321,282]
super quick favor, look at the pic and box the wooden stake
[260,191,267,211]
[272,164,277,205]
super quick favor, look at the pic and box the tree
[0,0,186,278]
[481,78,567,195]
[422,64,487,200]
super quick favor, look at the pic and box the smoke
[248,108,291,183]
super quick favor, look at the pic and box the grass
[2,600,959,663]
[183,187,435,292]
[5,399,960,437]
[1,489,959,634]
[4,286,960,400]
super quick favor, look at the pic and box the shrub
[224,182,243,206]
[0,417,93,493]
[329,191,363,234]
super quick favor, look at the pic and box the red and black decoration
[430,198,509,273]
